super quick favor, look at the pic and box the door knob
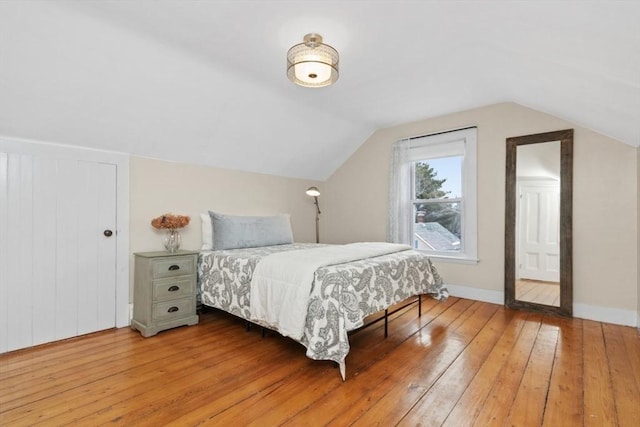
[104,229,113,237]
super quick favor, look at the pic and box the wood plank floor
[516,279,560,306]
[1,297,639,426]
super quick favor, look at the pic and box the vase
[163,229,181,253]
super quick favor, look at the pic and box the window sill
[422,254,479,265]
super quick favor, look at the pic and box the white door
[0,139,128,353]
[517,181,560,282]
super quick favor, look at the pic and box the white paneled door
[517,181,561,283]
[0,139,128,353]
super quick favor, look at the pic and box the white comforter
[249,242,411,340]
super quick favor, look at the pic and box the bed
[198,216,448,380]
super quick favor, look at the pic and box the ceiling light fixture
[287,33,339,88]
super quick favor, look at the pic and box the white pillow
[200,212,213,250]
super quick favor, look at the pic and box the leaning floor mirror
[505,129,573,317]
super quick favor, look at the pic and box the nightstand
[131,250,199,337]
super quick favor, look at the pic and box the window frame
[392,127,478,264]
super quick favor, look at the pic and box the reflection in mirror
[516,141,561,306]
[505,129,573,317]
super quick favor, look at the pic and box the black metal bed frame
[244,294,423,339]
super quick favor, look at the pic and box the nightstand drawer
[152,298,194,322]
[153,277,193,302]
[152,256,195,278]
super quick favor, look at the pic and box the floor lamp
[306,186,321,243]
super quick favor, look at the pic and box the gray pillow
[209,211,294,250]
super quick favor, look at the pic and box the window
[388,127,477,262]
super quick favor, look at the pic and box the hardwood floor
[516,279,560,306]
[1,297,639,426]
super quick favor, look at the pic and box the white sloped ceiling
[0,0,638,180]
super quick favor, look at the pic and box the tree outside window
[413,157,462,253]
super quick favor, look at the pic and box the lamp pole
[313,196,321,243]
[306,186,322,244]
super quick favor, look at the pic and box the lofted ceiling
[0,0,638,180]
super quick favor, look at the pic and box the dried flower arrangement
[151,213,191,231]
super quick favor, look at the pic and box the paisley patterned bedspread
[198,243,448,379]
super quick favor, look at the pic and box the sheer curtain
[387,138,412,244]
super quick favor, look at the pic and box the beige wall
[129,156,321,294]
[638,147,640,328]
[323,103,638,313]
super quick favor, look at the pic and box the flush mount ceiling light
[287,33,339,88]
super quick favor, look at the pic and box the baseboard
[445,283,504,305]
[444,283,638,327]
[573,303,637,327]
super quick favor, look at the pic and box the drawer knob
[168,265,180,271]
[168,306,179,313]
[168,285,180,292]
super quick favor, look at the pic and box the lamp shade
[287,34,339,88]
[306,186,321,197]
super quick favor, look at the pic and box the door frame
[0,135,130,328]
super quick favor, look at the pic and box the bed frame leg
[246,321,251,332]
[261,327,266,338]
[384,309,388,338]
[418,294,422,317]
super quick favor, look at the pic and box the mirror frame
[505,129,573,317]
